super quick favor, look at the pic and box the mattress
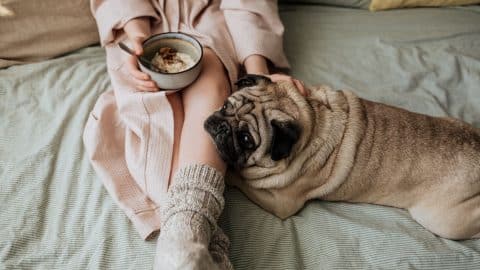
[1,4,479,270]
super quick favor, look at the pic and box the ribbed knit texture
[209,229,233,270]
[154,164,232,270]
[4,7,480,269]
[84,0,290,240]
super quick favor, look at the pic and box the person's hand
[267,73,309,96]
[122,17,159,91]
[243,55,308,96]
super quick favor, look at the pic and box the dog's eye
[237,131,255,150]
[221,101,232,114]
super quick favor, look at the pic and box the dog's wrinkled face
[204,74,303,177]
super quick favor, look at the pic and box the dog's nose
[204,115,231,136]
[216,120,231,135]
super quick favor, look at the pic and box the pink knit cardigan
[83,0,289,240]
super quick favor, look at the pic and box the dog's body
[204,75,480,240]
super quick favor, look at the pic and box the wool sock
[209,228,234,270]
[154,164,232,270]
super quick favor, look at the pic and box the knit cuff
[161,164,225,231]
[172,164,225,197]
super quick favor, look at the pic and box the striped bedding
[1,3,479,269]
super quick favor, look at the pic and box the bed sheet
[1,4,480,270]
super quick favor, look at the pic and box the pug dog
[204,74,480,240]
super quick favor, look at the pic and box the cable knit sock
[209,228,234,270]
[154,164,232,270]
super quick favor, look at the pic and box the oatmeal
[151,47,195,73]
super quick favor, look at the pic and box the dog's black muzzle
[204,114,237,165]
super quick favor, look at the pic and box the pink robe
[83,0,289,240]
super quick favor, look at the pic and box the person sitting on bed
[83,0,306,268]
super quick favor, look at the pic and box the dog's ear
[269,119,301,161]
[235,74,272,90]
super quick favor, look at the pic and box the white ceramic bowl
[138,32,203,92]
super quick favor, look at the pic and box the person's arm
[244,51,308,96]
[220,0,290,71]
[221,1,308,95]
[244,54,269,75]
[90,0,160,91]
[90,0,159,46]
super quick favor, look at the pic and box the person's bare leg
[179,48,232,268]
[155,48,232,270]
[176,48,229,175]
[166,48,228,186]
[165,92,184,185]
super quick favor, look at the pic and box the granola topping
[151,47,195,73]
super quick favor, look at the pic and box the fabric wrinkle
[84,0,289,240]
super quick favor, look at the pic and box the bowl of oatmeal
[139,32,203,91]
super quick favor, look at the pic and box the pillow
[279,0,371,9]
[0,0,99,68]
[369,0,480,11]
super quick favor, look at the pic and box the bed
[1,2,479,269]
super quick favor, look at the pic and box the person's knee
[201,49,230,99]
[199,74,230,102]
[184,83,228,115]
[183,49,231,110]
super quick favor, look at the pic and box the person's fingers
[270,74,296,88]
[293,79,308,96]
[124,59,158,91]
[292,79,303,93]
[126,56,150,80]
[269,73,291,82]
[133,76,157,88]
[132,76,159,91]
[268,73,309,96]
[136,85,159,92]
[299,80,311,96]
[136,86,157,92]
[131,37,145,55]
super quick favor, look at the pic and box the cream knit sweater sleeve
[154,164,233,270]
